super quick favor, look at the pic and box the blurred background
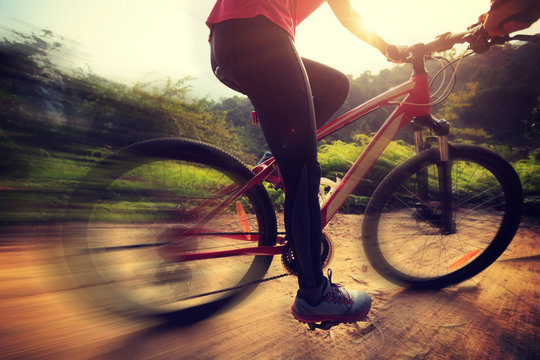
[1,1,539,359]
[1,0,539,224]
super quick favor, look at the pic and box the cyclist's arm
[481,0,540,37]
[327,0,396,60]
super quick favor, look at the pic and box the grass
[1,140,539,223]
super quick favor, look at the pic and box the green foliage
[436,82,478,122]
[318,135,415,203]
[340,195,369,213]
[87,161,239,222]
[513,150,540,216]
[514,151,540,195]
[205,96,266,164]
[264,184,285,212]
[0,28,244,222]
[318,140,362,178]
[449,127,492,143]
[524,96,540,148]
[448,43,540,146]
[1,27,540,222]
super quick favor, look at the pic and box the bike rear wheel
[63,138,277,323]
[363,144,522,288]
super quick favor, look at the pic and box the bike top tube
[316,25,495,226]
[316,25,490,142]
[316,73,430,141]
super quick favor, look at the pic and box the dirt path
[0,215,538,359]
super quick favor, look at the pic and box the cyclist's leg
[211,16,371,325]
[302,58,350,129]
[210,16,325,294]
[211,47,350,131]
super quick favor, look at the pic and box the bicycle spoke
[64,146,277,318]
[365,148,516,284]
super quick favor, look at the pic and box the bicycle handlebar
[399,25,540,76]
[419,25,487,56]
[408,25,540,60]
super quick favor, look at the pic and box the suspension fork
[411,115,456,234]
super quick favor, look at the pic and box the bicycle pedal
[307,321,340,331]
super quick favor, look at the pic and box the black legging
[210,15,349,290]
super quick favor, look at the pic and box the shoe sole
[290,303,371,324]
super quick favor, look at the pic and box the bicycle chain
[178,272,291,301]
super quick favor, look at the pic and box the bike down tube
[162,157,287,262]
[320,73,431,226]
[178,159,276,240]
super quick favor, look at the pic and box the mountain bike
[63,26,529,325]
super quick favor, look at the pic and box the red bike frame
[169,71,435,262]
[317,72,431,226]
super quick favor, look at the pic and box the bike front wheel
[63,138,277,323]
[362,144,522,288]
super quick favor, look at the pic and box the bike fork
[436,133,456,234]
[412,115,456,234]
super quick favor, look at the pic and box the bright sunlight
[1,0,538,98]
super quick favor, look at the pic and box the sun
[294,1,491,74]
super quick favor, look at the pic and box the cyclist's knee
[280,158,321,194]
[307,160,322,183]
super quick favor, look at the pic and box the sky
[1,0,539,99]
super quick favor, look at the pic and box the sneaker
[253,152,281,188]
[291,269,371,324]
[257,151,273,165]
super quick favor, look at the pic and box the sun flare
[1,0,538,99]
[295,0,490,74]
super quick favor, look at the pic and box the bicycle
[63,26,529,326]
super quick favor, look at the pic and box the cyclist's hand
[469,25,491,54]
[384,44,409,63]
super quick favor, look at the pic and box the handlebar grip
[407,27,538,61]
[385,44,406,63]
[423,25,490,54]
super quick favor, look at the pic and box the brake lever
[469,27,490,54]
[508,33,540,43]
[490,36,510,45]
[486,33,539,49]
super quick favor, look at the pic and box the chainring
[281,232,334,275]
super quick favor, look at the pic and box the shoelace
[326,269,353,306]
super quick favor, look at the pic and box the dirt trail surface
[0,214,538,359]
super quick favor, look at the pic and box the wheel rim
[66,156,272,316]
[369,155,510,283]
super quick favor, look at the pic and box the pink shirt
[206,0,327,39]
